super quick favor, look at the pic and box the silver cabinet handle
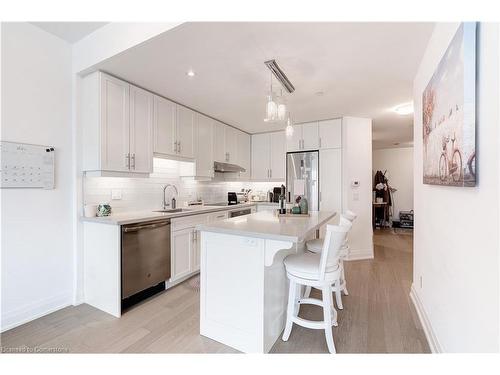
[319,137,322,148]
[319,191,322,202]
[178,141,181,154]
[270,169,272,178]
[174,141,177,153]
[125,153,130,169]
[131,153,136,169]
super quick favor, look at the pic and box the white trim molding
[409,284,442,353]
[346,247,374,261]
[1,292,72,333]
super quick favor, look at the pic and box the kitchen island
[196,210,336,353]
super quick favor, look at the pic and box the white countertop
[80,201,278,225]
[197,210,336,242]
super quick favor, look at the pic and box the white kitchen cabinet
[251,133,271,180]
[286,121,320,152]
[302,122,319,150]
[153,95,176,156]
[176,106,195,159]
[269,132,285,180]
[171,227,194,281]
[82,72,153,175]
[251,131,285,181]
[224,126,238,163]
[319,118,342,149]
[195,114,214,178]
[213,121,226,163]
[286,124,303,152]
[320,148,342,212]
[129,86,153,173]
[237,131,251,179]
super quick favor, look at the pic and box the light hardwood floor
[0,229,429,353]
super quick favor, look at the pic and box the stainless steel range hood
[213,161,246,173]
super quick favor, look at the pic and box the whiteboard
[0,141,55,189]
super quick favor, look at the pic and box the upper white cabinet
[153,95,176,156]
[82,72,153,174]
[251,131,285,181]
[224,126,238,163]
[286,122,318,152]
[318,118,342,149]
[176,106,195,159]
[302,122,319,150]
[129,86,154,173]
[237,131,251,179]
[195,114,214,178]
[213,121,226,163]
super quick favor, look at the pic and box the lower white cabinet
[171,227,195,281]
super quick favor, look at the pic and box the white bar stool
[282,223,350,354]
[304,211,357,309]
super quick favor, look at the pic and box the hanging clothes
[373,170,393,226]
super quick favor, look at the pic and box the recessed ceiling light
[186,70,195,77]
[393,102,414,115]
[263,118,269,122]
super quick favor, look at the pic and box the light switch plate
[111,189,122,200]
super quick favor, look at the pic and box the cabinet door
[319,118,342,149]
[176,106,195,158]
[100,73,130,171]
[153,95,176,156]
[213,121,226,162]
[195,114,214,177]
[237,131,251,179]
[320,148,342,212]
[270,131,286,180]
[171,228,193,281]
[302,121,319,150]
[251,133,270,180]
[224,126,238,163]
[286,124,302,152]
[129,85,153,173]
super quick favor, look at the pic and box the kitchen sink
[153,208,192,213]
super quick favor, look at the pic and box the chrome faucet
[162,184,179,210]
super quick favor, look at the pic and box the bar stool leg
[334,279,343,310]
[322,285,336,354]
[341,260,349,295]
[282,279,296,341]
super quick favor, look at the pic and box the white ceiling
[92,22,433,147]
[31,22,107,43]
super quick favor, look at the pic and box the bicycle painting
[422,22,476,187]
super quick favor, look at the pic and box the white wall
[342,117,374,260]
[1,23,73,331]
[412,23,499,352]
[373,147,414,220]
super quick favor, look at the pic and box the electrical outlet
[111,189,122,200]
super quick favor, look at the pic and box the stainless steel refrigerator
[286,151,319,210]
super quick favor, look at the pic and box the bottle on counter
[299,196,308,214]
[279,184,287,214]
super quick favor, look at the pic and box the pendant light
[277,89,287,121]
[285,114,294,137]
[265,72,277,122]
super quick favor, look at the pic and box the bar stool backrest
[319,223,350,280]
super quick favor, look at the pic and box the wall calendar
[0,141,55,189]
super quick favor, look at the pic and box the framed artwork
[422,22,476,187]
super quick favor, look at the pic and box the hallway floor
[1,229,429,353]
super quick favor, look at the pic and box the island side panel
[83,222,121,317]
[199,231,266,353]
[263,239,298,352]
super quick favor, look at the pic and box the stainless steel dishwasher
[121,219,171,301]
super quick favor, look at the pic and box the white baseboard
[346,247,374,261]
[1,292,72,333]
[409,284,442,353]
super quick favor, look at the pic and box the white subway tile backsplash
[84,158,282,213]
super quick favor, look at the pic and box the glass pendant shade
[285,116,294,137]
[277,103,287,121]
[266,95,277,121]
